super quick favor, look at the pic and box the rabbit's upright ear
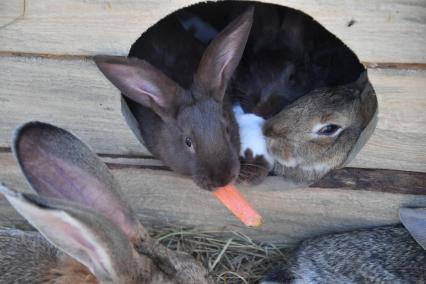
[194,6,254,101]
[13,122,142,240]
[94,55,185,119]
[400,208,426,250]
[355,71,377,104]
[0,185,140,282]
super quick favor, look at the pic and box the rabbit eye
[185,137,192,147]
[317,124,341,136]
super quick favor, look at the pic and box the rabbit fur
[95,7,255,190]
[175,1,369,184]
[261,208,426,284]
[0,121,213,284]
[264,71,378,182]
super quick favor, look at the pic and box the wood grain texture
[1,56,425,172]
[0,0,425,63]
[348,68,426,172]
[1,152,425,243]
[313,168,426,195]
[0,0,24,28]
[0,56,147,155]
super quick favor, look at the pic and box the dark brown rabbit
[0,121,213,283]
[95,7,254,190]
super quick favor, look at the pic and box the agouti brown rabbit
[264,71,378,183]
[0,121,213,283]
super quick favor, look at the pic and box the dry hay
[1,223,290,283]
[151,228,290,284]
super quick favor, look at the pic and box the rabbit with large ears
[261,207,426,283]
[175,1,367,184]
[0,121,213,283]
[95,7,255,190]
[264,71,378,183]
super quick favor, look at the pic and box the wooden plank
[348,68,426,172]
[0,0,425,63]
[312,168,426,195]
[1,152,426,243]
[1,56,425,172]
[0,56,147,155]
[0,0,24,27]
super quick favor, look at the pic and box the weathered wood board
[1,152,425,243]
[0,0,425,63]
[1,56,425,172]
[0,0,425,245]
[0,56,145,155]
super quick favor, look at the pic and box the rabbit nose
[211,178,232,188]
[209,169,238,188]
[209,175,231,188]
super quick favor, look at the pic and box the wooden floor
[0,0,425,243]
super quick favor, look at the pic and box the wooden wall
[1,0,425,243]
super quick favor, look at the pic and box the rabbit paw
[234,104,274,185]
[238,149,270,185]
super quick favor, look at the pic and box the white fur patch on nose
[233,105,274,166]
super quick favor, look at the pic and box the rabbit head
[1,121,212,283]
[263,71,378,183]
[94,7,255,190]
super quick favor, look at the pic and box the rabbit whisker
[240,162,269,171]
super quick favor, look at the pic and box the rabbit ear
[342,108,378,167]
[354,70,368,89]
[12,122,141,240]
[94,55,185,119]
[0,185,137,282]
[194,6,254,101]
[400,208,426,250]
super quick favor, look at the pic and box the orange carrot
[213,184,263,227]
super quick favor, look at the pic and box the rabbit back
[263,226,426,284]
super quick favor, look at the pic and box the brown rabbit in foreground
[264,71,378,183]
[0,121,213,283]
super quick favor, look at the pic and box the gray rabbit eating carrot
[0,121,213,284]
[95,7,255,190]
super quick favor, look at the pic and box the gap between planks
[0,51,425,70]
[1,146,424,196]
